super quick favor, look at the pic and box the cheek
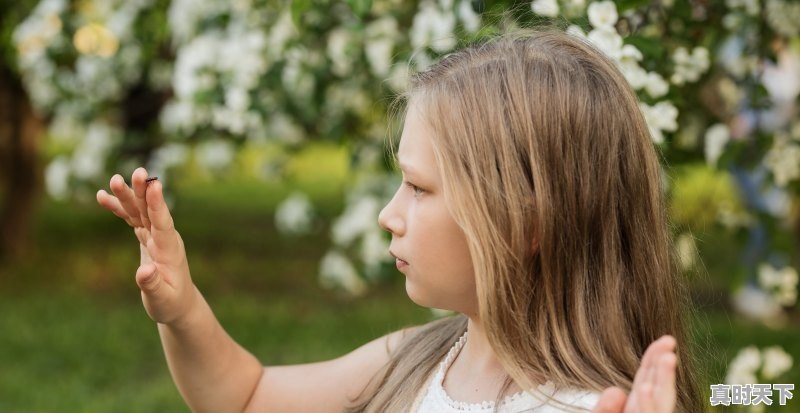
[407,204,476,304]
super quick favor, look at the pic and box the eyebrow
[398,161,420,176]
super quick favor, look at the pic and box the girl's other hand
[592,335,678,413]
[96,167,198,326]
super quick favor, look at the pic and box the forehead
[396,102,436,173]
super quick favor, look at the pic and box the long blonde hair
[347,30,705,413]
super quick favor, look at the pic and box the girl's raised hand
[96,167,198,327]
[592,335,678,413]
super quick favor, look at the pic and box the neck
[460,316,507,376]
[457,315,547,390]
[439,314,522,401]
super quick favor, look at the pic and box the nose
[378,191,405,236]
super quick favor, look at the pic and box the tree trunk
[0,64,43,263]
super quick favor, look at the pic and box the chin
[405,278,431,308]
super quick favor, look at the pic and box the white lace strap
[409,368,436,412]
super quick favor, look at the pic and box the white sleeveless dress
[411,333,601,412]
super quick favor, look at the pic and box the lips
[390,250,408,265]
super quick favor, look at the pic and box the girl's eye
[404,181,424,197]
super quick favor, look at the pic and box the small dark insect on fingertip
[146,176,159,184]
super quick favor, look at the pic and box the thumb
[135,263,163,295]
[593,387,627,413]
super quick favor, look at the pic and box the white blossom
[275,191,315,235]
[168,0,228,43]
[360,228,390,278]
[225,88,250,112]
[327,28,355,77]
[195,139,235,170]
[366,15,399,39]
[618,49,648,90]
[676,232,698,270]
[588,1,618,30]
[458,0,481,33]
[731,285,785,326]
[671,47,710,85]
[704,124,730,165]
[212,107,249,135]
[566,25,586,38]
[726,346,761,385]
[531,0,560,17]
[282,48,315,101]
[758,263,798,306]
[639,102,678,144]
[725,344,794,386]
[621,44,643,62]
[726,0,760,16]
[718,37,758,79]
[387,63,410,93]
[331,196,381,247]
[717,203,753,229]
[563,0,587,17]
[267,112,304,144]
[12,0,66,65]
[147,143,189,178]
[762,48,800,105]
[762,186,791,219]
[71,121,118,180]
[766,0,800,37]
[49,113,83,143]
[411,1,457,52]
[219,30,267,90]
[160,101,197,134]
[172,32,222,99]
[644,72,669,98]
[266,10,296,59]
[319,250,367,296]
[764,136,800,186]
[45,156,71,200]
[366,39,394,77]
[587,28,623,61]
[761,346,793,380]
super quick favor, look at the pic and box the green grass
[0,144,798,412]
[0,172,432,412]
[0,286,430,413]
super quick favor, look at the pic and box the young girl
[96,31,704,413]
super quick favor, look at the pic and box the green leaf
[616,0,650,12]
[348,0,372,18]
[291,0,312,27]
[625,35,665,60]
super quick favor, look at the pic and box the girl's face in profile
[378,101,477,315]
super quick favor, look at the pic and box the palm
[96,168,195,325]
[134,227,153,265]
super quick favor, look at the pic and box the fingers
[592,387,627,413]
[96,189,134,226]
[653,352,678,412]
[634,335,676,385]
[145,179,181,256]
[131,168,152,229]
[136,262,163,294]
[629,335,678,413]
[136,262,179,315]
[109,174,144,227]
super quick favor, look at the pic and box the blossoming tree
[11,0,799,396]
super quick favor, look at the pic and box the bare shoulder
[242,326,420,413]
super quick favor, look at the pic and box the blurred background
[0,0,798,411]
